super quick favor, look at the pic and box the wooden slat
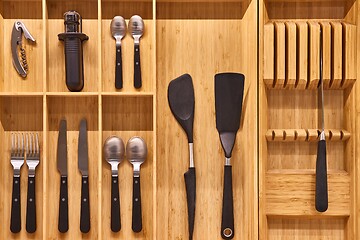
[320,22,332,89]
[264,22,275,88]
[296,22,308,90]
[330,22,343,89]
[308,22,320,89]
[285,22,297,89]
[341,23,357,88]
[266,172,350,216]
[274,22,286,89]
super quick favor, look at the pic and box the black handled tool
[58,11,89,92]
[168,74,196,240]
[215,72,245,239]
[316,26,328,212]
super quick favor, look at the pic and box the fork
[10,133,25,233]
[26,133,40,233]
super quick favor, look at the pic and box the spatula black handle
[58,175,69,233]
[221,165,234,239]
[80,176,90,233]
[115,44,123,89]
[184,167,196,240]
[132,175,142,232]
[134,43,142,89]
[10,175,21,233]
[26,176,36,233]
[111,175,121,232]
[315,139,328,212]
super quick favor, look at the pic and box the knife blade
[78,118,90,233]
[315,26,328,212]
[57,119,68,233]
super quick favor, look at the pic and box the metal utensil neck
[225,157,231,166]
[110,161,120,176]
[189,143,194,168]
[132,162,142,177]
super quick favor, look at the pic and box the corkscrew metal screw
[11,21,36,78]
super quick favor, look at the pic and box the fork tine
[11,133,14,156]
[35,133,39,155]
[17,133,20,156]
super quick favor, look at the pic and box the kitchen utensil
[11,21,36,78]
[111,16,126,89]
[10,133,25,233]
[316,26,328,212]
[26,133,40,233]
[129,15,144,89]
[167,73,196,240]
[103,136,125,232]
[57,119,68,233]
[215,72,245,239]
[126,136,147,232]
[79,118,90,233]
[58,11,89,92]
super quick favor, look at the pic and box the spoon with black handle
[111,16,126,89]
[103,136,125,232]
[168,73,196,240]
[129,15,144,89]
[126,136,147,232]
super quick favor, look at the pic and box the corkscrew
[11,21,36,78]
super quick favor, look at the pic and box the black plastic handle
[221,165,234,239]
[134,43,142,89]
[58,176,69,233]
[10,176,21,233]
[64,38,84,91]
[26,176,36,233]
[132,176,142,232]
[111,175,121,232]
[115,44,123,89]
[184,167,196,240]
[80,176,90,233]
[315,139,328,212]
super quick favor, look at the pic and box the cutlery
[10,133,25,233]
[168,73,196,240]
[215,72,245,239]
[57,120,68,233]
[26,133,40,233]
[129,15,144,89]
[103,136,125,232]
[79,118,90,233]
[111,16,126,89]
[316,26,328,212]
[126,136,147,232]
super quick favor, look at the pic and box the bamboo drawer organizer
[0,0,358,240]
[260,0,359,239]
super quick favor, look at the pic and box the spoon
[111,16,126,89]
[126,136,147,232]
[103,136,125,232]
[128,15,144,89]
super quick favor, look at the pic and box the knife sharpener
[58,11,89,92]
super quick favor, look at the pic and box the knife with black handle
[79,119,90,233]
[57,119,69,233]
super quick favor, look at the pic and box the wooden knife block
[0,0,358,239]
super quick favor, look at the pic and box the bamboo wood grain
[308,22,320,89]
[275,22,286,89]
[330,22,343,89]
[264,23,274,87]
[285,22,297,89]
[320,22,332,89]
[341,23,357,88]
[296,22,308,89]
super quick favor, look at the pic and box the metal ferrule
[320,131,326,141]
[133,162,141,177]
[189,143,194,168]
[110,161,120,176]
[11,157,24,177]
[134,36,140,44]
[225,157,231,166]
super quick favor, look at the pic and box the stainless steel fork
[10,132,25,233]
[25,133,40,233]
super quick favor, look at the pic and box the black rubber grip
[26,176,36,233]
[132,176,142,232]
[111,176,121,232]
[64,37,84,91]
[115,45,123,89]
[10,176,21,233]
[315,139,328,212]
[58,176,69,233]
[134,44,142,89]
[184,167,196,240]
[80,176,90,233]
[221,165,234,239]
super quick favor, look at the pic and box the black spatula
[215,72,245,239]
[168,73,196,240]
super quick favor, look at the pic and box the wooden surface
[155,0,258,239]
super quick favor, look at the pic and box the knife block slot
[266,128,350,142]
[264,21,356,90]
